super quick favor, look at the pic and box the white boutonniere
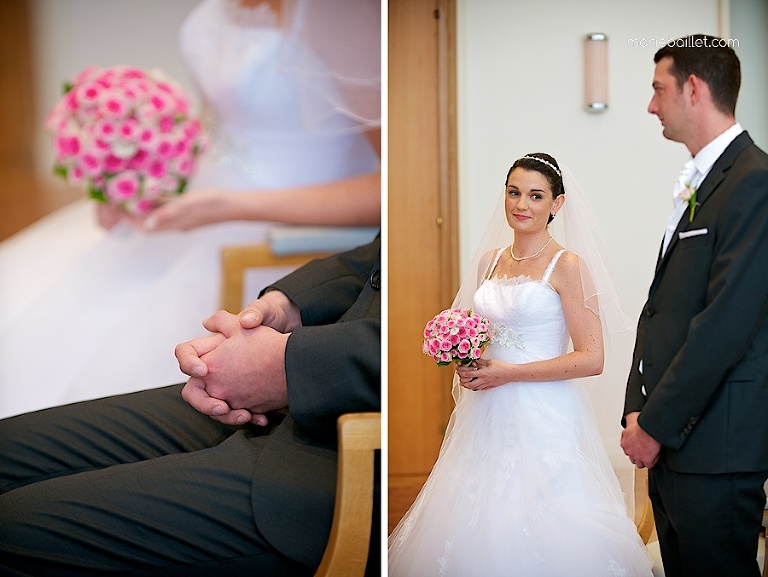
[677,182,698,222]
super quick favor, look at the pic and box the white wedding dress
[388,250,652,577]
[0,0,378,419]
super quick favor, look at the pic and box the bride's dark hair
[506,152,564,223]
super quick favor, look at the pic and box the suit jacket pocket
[674,230,712,252]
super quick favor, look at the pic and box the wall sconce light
[584,33,608,112]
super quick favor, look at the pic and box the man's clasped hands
[175,290,302,427]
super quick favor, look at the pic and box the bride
[0,0,380,419]
[388,153,653,576]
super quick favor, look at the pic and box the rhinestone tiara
[520,155,561,177]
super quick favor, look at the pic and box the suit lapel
[653,132,754,279]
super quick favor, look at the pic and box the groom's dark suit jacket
[251,237,381,568]
[624,132,768,474]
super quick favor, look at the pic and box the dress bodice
[178,0,379,189]
[474,249,570,363]
[181,0,302,133]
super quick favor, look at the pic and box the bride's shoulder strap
[481,247,505,281]
[542,249,568,283]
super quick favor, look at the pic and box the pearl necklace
[510,236,553,261]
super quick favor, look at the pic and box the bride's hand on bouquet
[95,203,151,231]
[141,188,236,231]
[456,359,509,391]
[95,203,144,230]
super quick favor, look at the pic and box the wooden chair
[315,412,381,577]
[635,473,665,576]
[220,244,331,313]
[636,492,656,546]
[219,244,381,576]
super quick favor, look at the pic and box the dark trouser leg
[0,384,234,493]
[0,385,310,576]
[649,461,768,577]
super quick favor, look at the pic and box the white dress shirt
[661,122,744,256]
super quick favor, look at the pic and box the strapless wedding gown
[0,0,379,419]
[388,250,653,577]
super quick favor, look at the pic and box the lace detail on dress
[488,274,534,286]
[199,110,270,179]
[438,537,454,576]
[608,555,628,576]
[489,323,525,349]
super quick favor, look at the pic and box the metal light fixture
[584,33,608,112]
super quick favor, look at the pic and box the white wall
[30,0,200,177]
[730,0,768,148]
[455,0,739,498]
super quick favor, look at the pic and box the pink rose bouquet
[422,308,491,366]
[45,65,206,215]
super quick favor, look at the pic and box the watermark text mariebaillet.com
[627,36,740,49]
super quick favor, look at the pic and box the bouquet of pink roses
[422,308,491,366]
[45,65,206,215]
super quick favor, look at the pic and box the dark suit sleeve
[284,319,380,434]
[623,316,646,423]
[264,237,380,325]
[638,169,768,449]
[263,237,381,435]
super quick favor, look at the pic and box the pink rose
[67,165,85,186]
[146,159,167,179]
[93,119,118,141]
[55,134,81,158]
[80,152,104,176]
[141,177,165,200]
[98,91,131,119]
[117,119,138,139]
[73,66,101,85]
[137,126,157,148]
[154,139,174,159]
[157,115,175,134]
[131,198,156,215]
[74,82,103,109]
[171,156,194,178]
[128,149,150,170]
[106,171,140,201]
[104,154,127,172]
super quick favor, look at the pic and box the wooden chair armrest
[220,244,330,313]
[314,412,381,577]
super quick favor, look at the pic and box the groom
[622,35,768,577]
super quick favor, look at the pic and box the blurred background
[0,0,198,242]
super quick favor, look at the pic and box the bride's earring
[550,213,556,220]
